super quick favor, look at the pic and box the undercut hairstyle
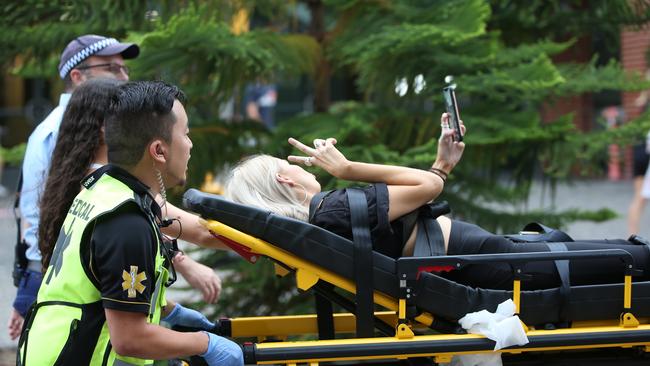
[39,78,122,271]
[105,80,186,167]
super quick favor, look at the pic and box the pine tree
[272,0,650,232]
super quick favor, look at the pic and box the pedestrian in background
[628,83,650,236]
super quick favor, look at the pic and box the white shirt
[19,93,71,261]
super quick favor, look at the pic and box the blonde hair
[225,154,310,221]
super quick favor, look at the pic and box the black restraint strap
[413,217,445,257]
[314,285,335,340]
[413,202,449,257]
[313,281,395,337]
[309,190,331,222]
[629,234,650,261]
[506,222,573,243]
[399,211,419,246]
[546,242,570,323]
[308,190,337,339]
[347,188,375,338]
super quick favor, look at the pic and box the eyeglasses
[75,63,129,75]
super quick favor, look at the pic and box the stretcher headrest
[182,188,359,260]
[183,188,271,239]
[182,188,399,295]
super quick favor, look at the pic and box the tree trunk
[306,0,331,112]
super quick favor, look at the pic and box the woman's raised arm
[288,113,465,220]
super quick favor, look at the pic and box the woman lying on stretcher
[226,113,650,291]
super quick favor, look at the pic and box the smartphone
[442,86,463,142]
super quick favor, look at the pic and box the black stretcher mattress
[183,189,650,326]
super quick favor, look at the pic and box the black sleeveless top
[309,183,412,258]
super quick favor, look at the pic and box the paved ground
[0,178,648,365]
[525,179,650,239]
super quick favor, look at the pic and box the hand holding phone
[442,86,463,142]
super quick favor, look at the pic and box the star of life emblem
[122,265,147,298]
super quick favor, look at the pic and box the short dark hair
[63,61,88,91]
[105,81,187,167]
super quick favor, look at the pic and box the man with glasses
[59,35,135,84]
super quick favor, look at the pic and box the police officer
[10,34,137,340]
[18,81,243,365]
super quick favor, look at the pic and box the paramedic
[18,81,242,365]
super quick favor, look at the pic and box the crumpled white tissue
[442,299,529,366]
[458,299,529,350]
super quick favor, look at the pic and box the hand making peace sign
[287,137,351,178]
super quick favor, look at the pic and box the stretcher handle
[172,322,223,336]
[397,249,638,280]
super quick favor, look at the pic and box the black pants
[442,220,650,290]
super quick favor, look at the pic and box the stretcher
[182,188,650,365]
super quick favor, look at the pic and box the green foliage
[276,0,650,234]
[0,1,153,74]
[0,143,26,165]
[131,6,319,106]
[489,0,650,48]
[196,255,315,318]
[556,59,650,95]
[180,122,270,191]
[566,112,650,175]
[134,7,272,99]
[330,0,492,96]
[127,4,321,196]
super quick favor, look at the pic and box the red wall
[541,36,594,132]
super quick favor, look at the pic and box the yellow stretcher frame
[203,219,650,365]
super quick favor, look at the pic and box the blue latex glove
[162,303,214,330]
[200,331,244,366]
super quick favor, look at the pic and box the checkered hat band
[59,38,119,79]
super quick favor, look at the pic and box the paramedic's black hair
[105,80,186,167]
